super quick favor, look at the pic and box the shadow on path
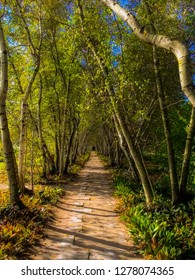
[30,152,142,260]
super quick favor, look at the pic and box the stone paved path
[31,152,141,260]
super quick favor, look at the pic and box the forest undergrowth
[113,170,195,260]
[0,186,64,260]
[0,154,89,260]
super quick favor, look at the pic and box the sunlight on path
[31,152,141,260]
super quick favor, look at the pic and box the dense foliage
[0,0,195,259]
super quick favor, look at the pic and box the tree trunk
[59,77,71,177]
[114,106,155,204]
[16,0,42,192]
[153,46,180,204]
[100,0,195,107]
[179,107,195,196]
[55,134,60,174]
[37,77,56,175]
[63,120,78,174]
[18,64,40,192]
[0,20,23,206]
[113,114,139,181]
[71,129,79,164]
[28,79,56,177]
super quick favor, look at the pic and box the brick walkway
[31,152,141,260]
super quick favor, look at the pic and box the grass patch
[0,185,64,260]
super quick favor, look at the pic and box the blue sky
[119,0,129,5]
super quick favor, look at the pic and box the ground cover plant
[0,186,64,260]
[113,174,195,260]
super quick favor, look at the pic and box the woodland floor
[28,152,142,260]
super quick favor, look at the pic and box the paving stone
[89,251,117,260]
[79,197,91,200]
[54,237,75,247]
[72,202,84,207]
[81,208,93,213]
[70,216,83,223]
[78,192,86,197]
[66,226,83,232]
[56,246,90,260]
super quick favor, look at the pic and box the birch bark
[0,20,22,206]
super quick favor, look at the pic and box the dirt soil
[30,152,142,260]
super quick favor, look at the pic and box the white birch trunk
[0,21,22,205]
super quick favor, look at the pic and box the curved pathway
[31,152,141,260]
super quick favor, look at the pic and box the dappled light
[0,0,195,260]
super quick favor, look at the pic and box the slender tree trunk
[59,77,71,177]
[63,121,78,174]
[153,46,180,204]
[0,20,23,206]
[29,107,56,177]
[55,134,60,174]
[179,107,195,196]
[71,128,80,164]
[28,78,56,177]
[37,76,46,177]
[18,64,40,191]
[115,106,155,204]
[16,0,42,192]
[30,129,34,190]
[18,101,28,192]
[113,114,139,181]
[59,106,68,176]
[37,77,56,175]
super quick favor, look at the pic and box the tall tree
[0,19,22,207]
[15,0,42,192]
